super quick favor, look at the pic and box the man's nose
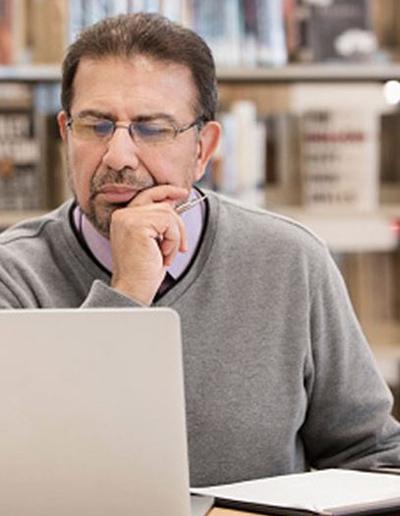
[101,126,140,171]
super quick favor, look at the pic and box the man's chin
[85,205,117,239]
[85,190,146,237]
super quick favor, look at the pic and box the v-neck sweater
[0,190,399,485]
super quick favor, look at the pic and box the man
[0,13,399,486]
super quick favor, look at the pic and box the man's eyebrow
[132,113,177,124]
[75,110,177,124]
[76,109,115,120]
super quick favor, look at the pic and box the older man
[0,13,399,486]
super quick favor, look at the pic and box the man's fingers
[156,210,187,261]
[129,184,188,207]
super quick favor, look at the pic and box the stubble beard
[67,164,155,239]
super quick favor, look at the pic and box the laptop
[0,308,213,516]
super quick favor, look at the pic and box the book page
[191,469,400,513]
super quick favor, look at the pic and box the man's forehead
[76,54,194,84]
[72,54,198,113]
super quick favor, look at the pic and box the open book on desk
[191,469,400,515]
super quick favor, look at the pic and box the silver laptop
[0,308,212,516]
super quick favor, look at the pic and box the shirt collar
[73,188,205,280]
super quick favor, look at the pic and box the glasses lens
[72,119,114,140]
[93,120,115,138]
[132,121,175,144]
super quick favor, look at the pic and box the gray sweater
[0,191,399,486]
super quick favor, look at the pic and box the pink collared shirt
[73,189,206,280]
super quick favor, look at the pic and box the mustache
[90,168,155,198]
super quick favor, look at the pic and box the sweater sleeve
[301,249,400,470]
[80,280,145,309]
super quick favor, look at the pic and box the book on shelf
[190,0,242,67]
[189,0,287,67]
[290,83,386,212]
[295,0,377,63]
[298,108,380,211]
[68,0,187,43]
[1,0,400,67]
[203,100,266,199]
[380,109,400,184]
[31,0,68,64]
[371,0,400,60]
[0,0,29,65]
[264,112,301,207]
[0,0,12,64]
[216,81,394,213]
[42,112,70,209]
[240,0,287,67]
[0,83,44,211]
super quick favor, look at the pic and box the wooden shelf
[271,206,399,252]
[236,191,400,252]
[217,63,400,82]
[2,63,400,84]
[0,64,61,83]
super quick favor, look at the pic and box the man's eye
[135,123,173,139]
[92,121,114,137]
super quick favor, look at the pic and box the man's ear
[57,111,68,142]
[193,121,221,182]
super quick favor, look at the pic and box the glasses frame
[65,115,206,145]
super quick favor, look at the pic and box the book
[0,111,42,210]
[240,0,288,67]
[290,83,386,213]
[296,0,376,63]
[190,0,241,67]
[215,100,266,198]
[0,0,12,64]
[191,469,400,515]
[264,112,301,207]
[31,0,68,64]
[298,108,380,212]
[42,112,70,209]
[380,109,400,184]
[253,0,288,67]
[0,83,43,210]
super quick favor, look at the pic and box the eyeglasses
[66,115,205,146]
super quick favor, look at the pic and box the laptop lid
[0,308,191,516]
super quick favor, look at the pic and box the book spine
[31,0,68,64]
[254,0,288,67]
[0,0,13,64]
[191,0,241,67]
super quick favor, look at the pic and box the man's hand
[109,185,189,305]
